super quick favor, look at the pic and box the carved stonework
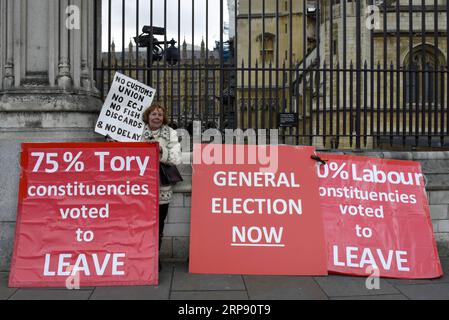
[57,57,73,90]
[0,0,100,100]
[3,63,14,89]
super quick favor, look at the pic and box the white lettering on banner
[319,186,417,205]
[72,255,90,276]
[333,246,410,272]
[351,165,423,186]
[59,204,110,220]
[211,198,302,216]
[58,254,72,276]
[339,204,384,219]
[112,254,126,276]
[95,152,150,177]
[43,254,56,276]
[93,254,111,275]
[232,226,285,247]
[213,171,300,188]
[43,253,127,277]
[319,162,424,186]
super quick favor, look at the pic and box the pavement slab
[0,273,17,300]
[171,291,249,300]
[90,285,170,300]
[314,275,400,298]
[89,262,174,300]
[395,283,449,300]
[1,258,447,300]
[172,263,246,292]
[244,276,328,300]
[9,288,93,300]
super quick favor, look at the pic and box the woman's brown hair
[143,104,169,126]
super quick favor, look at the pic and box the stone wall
[160,163,193,261]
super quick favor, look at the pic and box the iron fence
[94,0,449,149]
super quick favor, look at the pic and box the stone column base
[0,90,102,113]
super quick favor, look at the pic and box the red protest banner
[317,154,443,279]
[189,144,328,276]
[9,143,159,288]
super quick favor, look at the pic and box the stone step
[425,174,449,190]
[419,160,449,174]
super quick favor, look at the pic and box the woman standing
[142,104,182,266]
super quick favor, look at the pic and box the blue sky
[102,0,230,51]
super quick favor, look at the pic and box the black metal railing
[94,0,449,149]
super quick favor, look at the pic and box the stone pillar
[0,0,103,271]
[0,0,101,110]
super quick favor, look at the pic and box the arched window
[405,45,446,105]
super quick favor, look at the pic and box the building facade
[296,0,449,149]
[236,0,311,130]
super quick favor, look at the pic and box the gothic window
[405,45,446,105]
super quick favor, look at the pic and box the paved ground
[1,257,448,300]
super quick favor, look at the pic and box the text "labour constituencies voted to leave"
[317,154,443,279]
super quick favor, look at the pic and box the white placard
[95,72,156,142]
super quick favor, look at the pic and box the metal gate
[94,0,449,149]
